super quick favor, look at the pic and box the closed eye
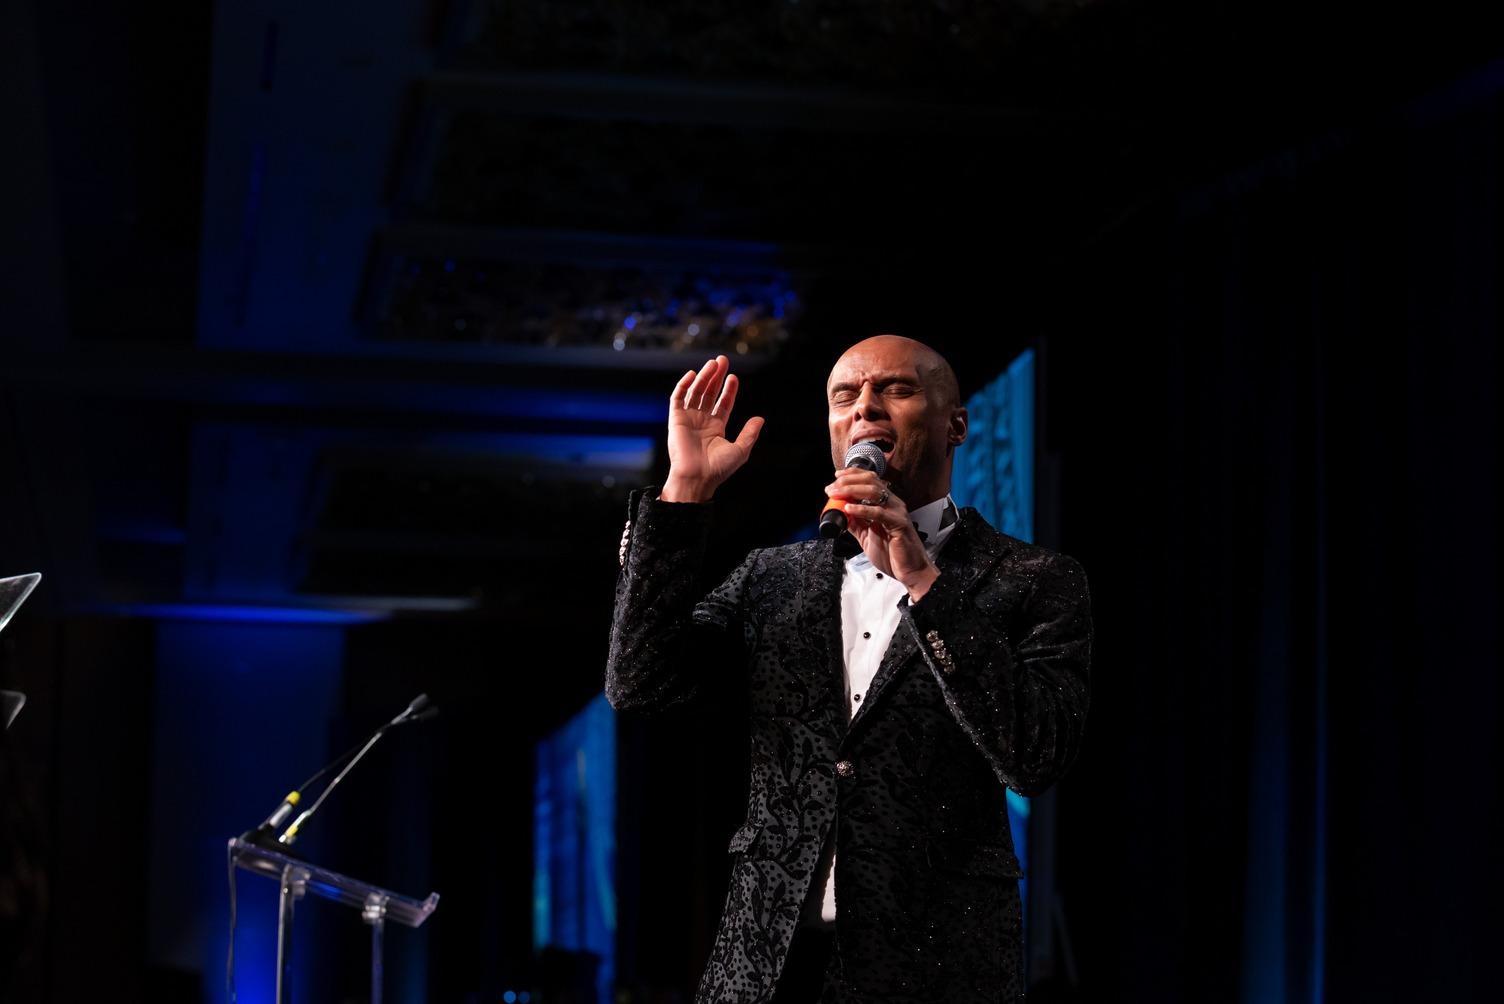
[829,377,920,406]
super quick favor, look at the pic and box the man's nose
[854,385,887,420]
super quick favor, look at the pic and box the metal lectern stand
[229,837,439,1004]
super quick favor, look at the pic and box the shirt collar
[909,493,960,551]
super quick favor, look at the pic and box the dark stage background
[1,1,1499,1001]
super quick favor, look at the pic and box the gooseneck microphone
[239,693,438,852]
[819,441,889,539]
[277,693,437,846]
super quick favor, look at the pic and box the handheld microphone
[819,441,888,539]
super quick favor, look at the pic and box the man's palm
[663,356,764,501]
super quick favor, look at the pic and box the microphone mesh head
[843,440,888,477]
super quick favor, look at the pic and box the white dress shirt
[807,494,960,926]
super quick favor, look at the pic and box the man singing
[607,336,1092,1002]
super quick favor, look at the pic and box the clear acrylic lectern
[229,836,439,1004]
[1,573,41,729]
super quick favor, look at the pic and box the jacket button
[835,760,855,778]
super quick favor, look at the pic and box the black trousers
[769,926,836,1004]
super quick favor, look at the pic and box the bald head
[835,335,960,409]
[826,334,968,508]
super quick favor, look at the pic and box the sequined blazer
[607,489,1092,1003]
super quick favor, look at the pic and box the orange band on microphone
[821,496,848,517]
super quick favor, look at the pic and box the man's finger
[670,369,695,408]
[826,473,886,495]
[711,372,740,419]
[842,502,899,526]
[826,484,881,500]
[685,357,722,410]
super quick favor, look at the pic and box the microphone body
[238,790,304,854]
[819,441,889,539]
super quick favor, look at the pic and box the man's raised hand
[661,355,765,503]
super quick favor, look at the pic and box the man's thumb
[735,416,765,453]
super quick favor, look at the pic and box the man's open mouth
[852,434,895,456]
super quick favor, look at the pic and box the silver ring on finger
[877,488,890,506]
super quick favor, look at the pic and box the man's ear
[949,406,968,448]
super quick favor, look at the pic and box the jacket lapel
[803,538,850,742]
[842,509,1006,740]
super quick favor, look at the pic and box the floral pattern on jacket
[607,489,1092,1003]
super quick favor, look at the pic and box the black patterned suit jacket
[606,488,1092,1003]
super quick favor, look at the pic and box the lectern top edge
[0,572,41,635]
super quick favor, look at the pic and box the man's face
[826,337,962,506]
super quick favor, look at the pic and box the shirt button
[862,631,871,639]
[875,572,883,579]
[835,760,855,778]
[853,693,862,702]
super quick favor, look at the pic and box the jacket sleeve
[900,550,1092,796]
[605,487,758,715]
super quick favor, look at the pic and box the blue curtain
[534,694,617,1004]
[951,349,1035,899]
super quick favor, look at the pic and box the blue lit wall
[534,694,617,1004]
[146,621,344,1003]
[950,349,1035,897]
[953,350,1034,543]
